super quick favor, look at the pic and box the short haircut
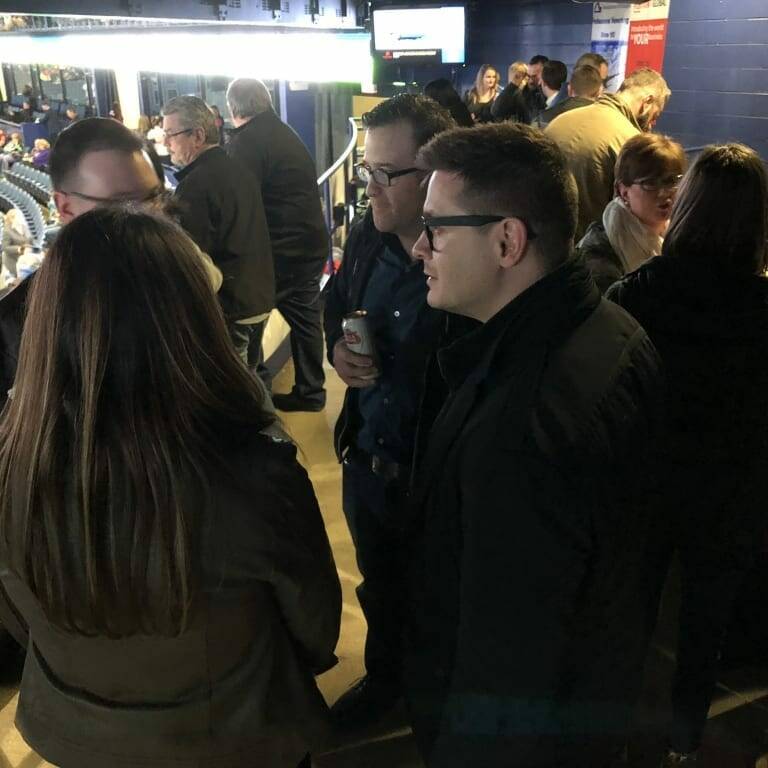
[619,67,671,108]
[576,52,608,71]
[361,94,455,152]
[418,122,577,264]
[570,64,603,99]
[529,54,549,66]
[614,133,686,188]
[663,143,768,275]
[162,95,219,145]
[542,60,567,91]
[49,117,143,190]
[226,78,274,120]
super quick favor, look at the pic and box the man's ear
[53,191,76,223]
[499,217,529,269]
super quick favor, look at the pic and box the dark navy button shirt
[355,234,441,465]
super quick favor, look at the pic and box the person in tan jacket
[546,68,671,240]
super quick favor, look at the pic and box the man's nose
[412,229,432,262]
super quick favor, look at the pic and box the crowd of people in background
[0,43,765,768]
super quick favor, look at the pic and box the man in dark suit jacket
[532,63,602,129]
[226,79,329,412]
[162,95,274,362]
[406,122,664,767]
[37,99,63,142]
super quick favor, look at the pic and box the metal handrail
[317,117,359,188]
[317,117,360,274]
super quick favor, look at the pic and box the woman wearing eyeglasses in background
[0,208,340,768]
[577,133,686,294]
[607,144,768,767]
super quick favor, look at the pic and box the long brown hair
[662,143,768,275]
[0,207,275,637]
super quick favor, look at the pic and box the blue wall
[662,0,768,160]
[455,0,767,159]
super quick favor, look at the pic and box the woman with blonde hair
[507,60,528,89]
[0,207,340,768]
[464,64,501,123]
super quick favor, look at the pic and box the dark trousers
[342,450,409,685]
[644,498,751,754]
[248,277,325,403]
[228,318,267,369]
[669,553,747,753]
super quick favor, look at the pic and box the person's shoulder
[605,256,665,312]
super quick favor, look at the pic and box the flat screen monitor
[372,5,466,65]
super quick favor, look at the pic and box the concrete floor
[0,359,766,767]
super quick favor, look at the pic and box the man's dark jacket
[174,146,274,321]
[405,257,664,767]
[323,209,446,465]
[226,110,328,288]
[607,254,768,560]
[532,95,593,130]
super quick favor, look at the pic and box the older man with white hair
[226,79,328,413]
[162,95,275,362]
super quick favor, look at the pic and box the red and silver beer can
[342,310,376,358]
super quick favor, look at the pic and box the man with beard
[546,67,671,239]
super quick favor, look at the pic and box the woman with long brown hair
[608,144,768,767]
[464,63,501,123]
[0,207,340,768]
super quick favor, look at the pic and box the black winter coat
[174,146,275,321]
[576,221,624,295]
[607,254,768,560]
[226,111,328,288]
[406,257,664,767]
[1,432,341,768]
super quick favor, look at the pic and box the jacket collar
[595,92,641,131]
[437,255,600,391]
[173,145,223,182]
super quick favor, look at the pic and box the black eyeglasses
[60,185,169,205]
[421,214,537,251]
[164,128,193,140]
[633,174,683,193]
[356,163,420,187]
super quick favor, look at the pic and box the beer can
[342,310,377,358]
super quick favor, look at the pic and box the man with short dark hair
[226,78,329,412]
[493,53,548,123]
[576,51,610,85]
[530,60,568,128]
[534,64,603,129]
[405,122,664,767]
[546,67,671,238]
[163,95,274,363]
[324,94,454,729]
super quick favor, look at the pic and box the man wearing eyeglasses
[405,122,664,767]
[162,95,274,364]
[324,95,455,730]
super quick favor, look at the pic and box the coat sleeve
[263,445,342,674]
[430,446,592,767]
